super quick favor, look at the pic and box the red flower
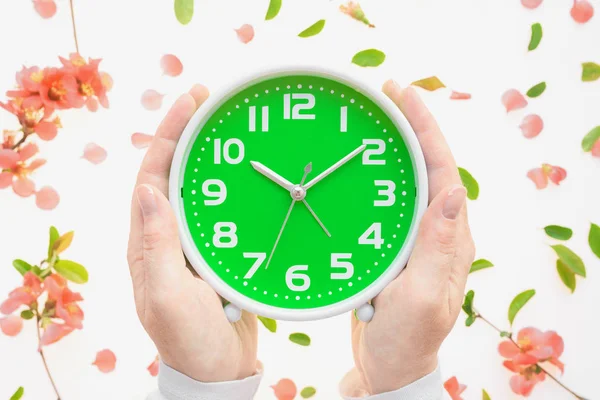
[443,376,467,400]
[0,98,58,138]
[39,67,83,110]
[0,272,43,315]
[0,144,47,197]
[60,53,111,111]
[44,274,84,329]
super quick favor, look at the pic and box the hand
[303,143,366,190]
[127,84,259,383]
[250,160,293,190]
[341,81,475,395]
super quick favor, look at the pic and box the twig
[35,315,62,400]
[69,0,80,54]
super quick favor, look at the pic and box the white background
[1,0,599,399]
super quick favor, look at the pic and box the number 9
[202,179,227,206]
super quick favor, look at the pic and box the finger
[383,80,461,201]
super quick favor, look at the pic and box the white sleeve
[342,364,443,400]
[147,361,262,400]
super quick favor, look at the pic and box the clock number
[243,252,266,279]
[362,139,386,165]
[249,106,269,132]
[202,179,227,206]
[340,106,348,132]
[358,222,384,249]
[283,93,316,120]
[214,138,244,165]
[331,253,353,280]
[285,265,310,291]
[213,222,238,248]
[374,180,396,207]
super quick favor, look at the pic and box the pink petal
[528,346,554,360]
[520,114,544,139]
[0,172,13,188]
[13,177,35,197]
[502,89,528,113]
[40,323,73,347]
[514,352,539,366]
[35,186,60,210]
[510,374,537,396]
[28,158,46,172]
[542,331,564,357]
[592,139,600,157]
[33,0,57,19]
[160,54,183,77]
[86,97,99,112]
[549,357,565,374]
[0,149,19,169]
[131,132,153,149]
[93,349,117,373]
[521,0,543,9]
[235,24,255,44]
[543,164,567,185]
[147,356,159,377]
[0,298,23,315]
[527,168,548,189]
[498,341,521,358]
[571,0,594,23]
[518,327,544,345]
[450,91,471,100]
[35,120,58,141]
[271,378,297,400]
[18,143,39,161]
[141,90,164,111]
[82,143,107,165]
[0,315,23,336]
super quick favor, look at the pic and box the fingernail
[442,185,467,220]
[136,185,157,217]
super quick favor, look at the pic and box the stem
[476,314,586,400]
[11,131,30,150]
[69,0,80,54]
[35,315,62,400]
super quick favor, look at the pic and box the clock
[169,67,428,322]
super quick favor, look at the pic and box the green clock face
[178,74,419,313]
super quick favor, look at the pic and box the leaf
[526,82,546,98]
[556,260,576,293]
[31,265,42,277]
[581,126,600,152]
[411,76,446,91]
[339,2,374,27]
[10,387,24,400]
[265,0,282,20]
[482,389,491,400]
[469,259,494,274]
[589,223,600,259]
[20,310,34,320]
[174,0,194,25]
[582,62,600,82]
[500,331,511,338]
[300,387,317,398]
[54,260,89,284]
[257,316,277,332]
[458,167,479,200]
[53,231,74,254]
[298,19,326,38]
[544,225,573,241]
[289,332,311,346]
[462,290,474,315]
[528,23,542,51]
[508,289,535,325]
[48,226,59,258]
[12,259,32,276]
[551,245,586,277]
[465,314,476,326]
[351,49,386,67]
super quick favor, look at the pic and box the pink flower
[40,322,74,347]
[0,98,59,139]
[504,362,546,397]
[147,355,159,377]
[271,379,297,400]
[0,315,23,336]
[0,146,47,197]
[44,274,84,329]
[0,272,43,315]
[443,376,467,400]
[39,67,83,110]
[93,349,117,373]
[527,164,567,189]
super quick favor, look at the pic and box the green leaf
[257,316,277,333]
[20,310,34,320]
[298,19,325,38]
[48,226,59,258]
[589,223,600,259]
[508,289,535,325]
[289,332,311,346]
[300,387,317,398]
[500,331,511,338]
[53,231,74,254]
[544,225,573,241]
[462,290,474,315]
[482,389,491,400]
[526,82,546,98]
[458,167,479,200]
[465,314,476,326]
[12,259,32,276]
[10,387,24,400]
[556,260,576,293]
[174,0,194,25]
[582,62,600,82]
[528,23,542,51]
[551,245,586,277]
[54,260,89,284]
[469,259,494,274]
[351,49,386,67]
[582,126,600,152]
[265,0,282,20]
[411,76,446,91]
[31,265,42,277]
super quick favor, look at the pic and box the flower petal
[147,355,159,377]
[571,0,594,23]
[13,177,35,197]
[0,149,19,169]
[141,90,164,111]
[510,374,537,396]
[33,0,57,19]
[35,120,58,141]
[93,349,117,373]
[35,186,60,210]
[498,340,521,358]
[450,91,471,100]
[86,97,99,112]
[82,143,107,165]
[131,132,153,149]
[543,164,567,185]
[270,378,297,400]
[0,172,13,188]
[503,360,520,373]
[542,330,564,358]
[591,138,600,157]
[514,352,539,365]
[502,89,528,113]
[0,315,23,336]
[18,143,39,161]
[520,114,544,139]
[235,24,255,44]
[40,323,73,346]
[549,357,565,374]
[528,346,554,360]
[161,54,184,77]
[521,0,543,9]
[527,168,548,189]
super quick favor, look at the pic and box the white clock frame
[169,66,428,322]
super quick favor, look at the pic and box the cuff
[150,361,262,400]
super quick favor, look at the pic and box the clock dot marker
[328,291,332,295]
[194,212,198,216]
[243,282,248,286]
[264,291,267,295]
[350,98,355,103]
[254,93,259,98]
[254,287,257,291]
[235,276,239,280]
[192,179,196,183]
[197,157,201,162]
[400,169,405,173]
[226,269,230,272]
[218,260,221,264]
[211,252,215,256]
[236,104,240,108]
[330,90,335,94]
[244,98,249,103]
[367,270,371,274]
[196,222,200,227]
[201,233,205,237]
[397,224,401,228]
[374,262,378,266]
[212,128,216,132]
[296,296,300,300]
[287,85,291,89]
[358,277,362,281]
[192,201,196,205]
[276,87,280,91]
[201,148,205,152]
[393,234,397,239]
[402,191,407,196]
[307,295,310,299]
[205,243,209,247]
[339,287,343,291]
[341,94,345,98]
[360,105,364,109]
[194,168,198,172]
[387,244,392,249]
[400,213,404,218]
[297,84,302,89]
[376,120,380,124]
[381,253,385,257]
[191,189,197,195]
[388,138,393,143]
[394,148,398,152]
[318,294,321,298]
[309,85,313,89]
[285,295,289,299]
[348,282,353,287]
[274,294,278,298]
[402,180,406,184]
[227,111,231,115]
[383,129,387,133]
[368,112,372,116]
[265,90,269,94]
[402,202,406,206]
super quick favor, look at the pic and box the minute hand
[303,144,366,191]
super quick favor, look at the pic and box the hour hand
[250,161,294,191]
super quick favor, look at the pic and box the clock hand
[302,199,331,237]
[250,161,294,191]
[303,144,367,191]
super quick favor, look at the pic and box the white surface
[1,1,599,399]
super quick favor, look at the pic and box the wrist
[366,353,438,395]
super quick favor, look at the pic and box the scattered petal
[502,89,528,113]
[82,143,107,165]
[161,54,184,77]
[141,90,164,111]
[148,355,159,377]
[35,186,60,210]
[93,349,117,373]
[528,168,547,189]
[444,376,467,400]
[450,91,471,100]
[131,133,154,149]
[33,0,57,19]
[592,139,600,157]
[340,2,375,27]
[412,76,446,91]
[520,114,544,138]
[235,24,255,44]
[13,177,35,197]
[571,0,594,23]
[35,121,58,141]
[521,0,543,9]
[0,315,23,336]
[86,97,99,112]
[271,379,297,400]
[543,164,567,185]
